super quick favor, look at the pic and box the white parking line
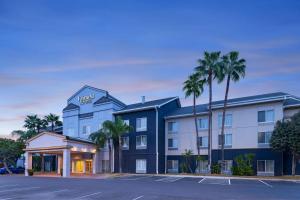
[0,187,40,193]
[47,189,69,194]
[155,177,183,183]
[0,197,17,200]
[74,191,102,199]
[259,180,273,188]
[132,195,144,200]
[198,178,205,183]
[122,176,151,180]
[0,185,18,188]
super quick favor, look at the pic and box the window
[258,132,272,144]
[218,134,232,147]
[218,114,233,128]
[168,122,178,134]
[219,160,233,173]
[136,118,147,132]
[82,125,90,135]
[198,118,208,129]
[197,160,208,173]
[198,136,208,148]
[136,159,147,173]
[257,160,274,174]
[167,160,179,173]
[121,137,129,149]
[136,135,147,149]
[168,138,178,149]
[258,110,274,123]
[99,123,103,130]
[124,120,130,126]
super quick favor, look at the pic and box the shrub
[27,169,34,176]
[211,163,221,174]
[232,153,255,176]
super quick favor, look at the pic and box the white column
[93,152,99,174]
[24,152,32,176]
[63,149,71,177]
[57,154,63,175]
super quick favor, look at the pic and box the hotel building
[24,85,300,176]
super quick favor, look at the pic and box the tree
[0,138,24,174]
[270,112,300,176]
[89,127,112,172]
[181,149,194,173]
[24,115,47,133]
[11,129,38,143]
[90,117,132,173]
[195,51,223,171]
[183,73,205,168]
[44,113,62,131]
[219,51,246,173]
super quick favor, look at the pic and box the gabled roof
[94,94,126,107]
[166,92,299,119]
[63,103,79,111]
[114,97,180,114]
[67,85,107,102]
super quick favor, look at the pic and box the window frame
[198,118,208,130]
[198,136,208,148]
[218,133,232,148]
[258,109,275,124]
[218,113,233,128]
[136,135,147,149]
[257,160,275,175]
[258,131,272,145]
[168,121,178,134]
[168,138,178,150]
[82,125,91,135]
[167,160,179,173]
[136,117,147,132]
[121,136,129,150]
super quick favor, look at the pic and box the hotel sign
[78,94,95,104]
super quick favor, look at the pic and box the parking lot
[0,175,299,200]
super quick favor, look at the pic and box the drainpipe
[155,106,159,174]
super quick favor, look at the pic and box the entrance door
[85,160,92,174]
[136,159,146,173]
[74,160,84,173]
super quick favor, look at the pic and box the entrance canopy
[24,132,99,177]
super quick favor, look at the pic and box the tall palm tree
[89,127,112,172]
[90,117,132,173]
[44,113,62,131]
[24,115,39,131]
[195,51,223,172]
[220,51,246,172]
[183,73,205,168]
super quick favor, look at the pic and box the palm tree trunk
[221,75,230,173]
[193,93,200,172]
[108,141,112,173]
[208,70,212,173]
[3,160,12,174]
[118,137,122,173]
[292,153,296,176]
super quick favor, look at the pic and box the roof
[114,97,179,114]
[63,103,79,111]
[94,94,126,107]
[65,136,95,145]
[67,85,107,102]
[166,92,299,119]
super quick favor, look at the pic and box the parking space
[0,176,299,200]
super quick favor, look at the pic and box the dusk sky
[1,0,300,137]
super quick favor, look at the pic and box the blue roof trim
[63,103,79,111]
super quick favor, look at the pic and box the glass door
[85,160,93,174]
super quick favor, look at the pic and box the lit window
[218,114,232,128]
[198,118,208,129]
[136,118,147,132]
[168,122,178,133]
[136,135,147,149]
[258,110,274,123]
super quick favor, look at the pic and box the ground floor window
[196,160,208,173]
[218,160,233,174]
[136,159,147,173]
[102,160,110,173]
[167,160,179,173]
[257,160,274,175]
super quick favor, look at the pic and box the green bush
[211,163,221,174]
[27,169,34,176]
[232,153,255,176]
[180,163,189,173]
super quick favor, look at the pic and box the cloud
[0,115,25,122]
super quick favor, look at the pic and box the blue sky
[1,0,300,136]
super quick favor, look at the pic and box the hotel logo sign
[78,94,95,104]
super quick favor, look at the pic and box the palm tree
[183,73,205,170]
[220,51,246,172]
[195,51,223,172]
[44,113,62,131]
[24,114,46,133]
[90,117,132,173]
[11,130,37,143]
[89,128,112,172]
